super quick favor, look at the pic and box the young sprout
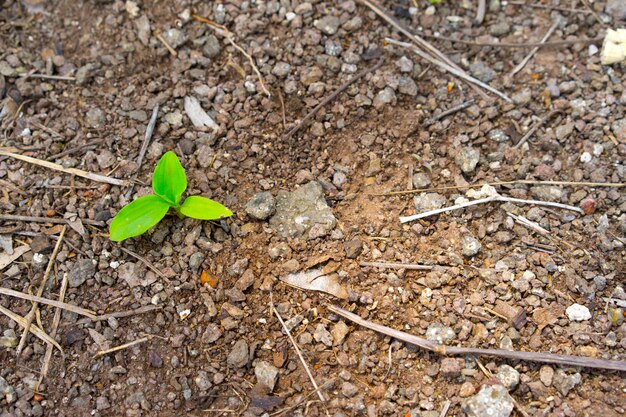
[109,151,232,241]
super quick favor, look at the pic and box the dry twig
[155,32,177,56]
[510,21,559,76]
[399,194,583,224]
[328,305,626,372]
[270,293,325,402]
[0,149,128,186]
[386,38,511,102]
[0,304,63,355]
[424,34,604,48]
[119,246,168,280]
[359,261,434,270]
[433,99,475,121]
[0,287,97,320]
[514,108,563,149]
[474,0,486,26]
[192,14,270,97]
[94,336,150,358]
[283,58,384,139]
[125,104,159,199]
[37,271,69,388]
[0,213,105,227]
[379,179,625,197]
[16,225,66,356]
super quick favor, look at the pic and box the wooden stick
[19,73,75,81]
[283,58,384,139]
[0,213,105,227]
[192,14,271,97]
[0,287,97,320]
[0,304,63,355]
[328,305,626,372]
[474,0,486,26]
[270,293,325,401]
[379,179,626,197]
[425,33,603,49]
[359,261,434,270]
[16,225,66,357]
[0,149,128,186]
[155,32,177,56]
[514,108,563,149]
[93,336,150,358]
[399,195,583,224]
[386,38,512,102]
[125,104,159,199]
[433,99,475,121]
[510,21,559,76]
[38,271,69,388]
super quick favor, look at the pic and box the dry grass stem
[0,287,97,320]
[0,304,63,355]
[359,261,434,270]
[0,149,128,186]
[93,336,150,358]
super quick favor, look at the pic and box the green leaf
[109,195,170,241]
[152,151,187,206]
[179,196,232,220]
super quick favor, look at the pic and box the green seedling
[109,151,232,241]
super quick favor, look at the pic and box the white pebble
[592,143,604,157]
[566,303,591,321]
[285,12,296,21]
[579,152,592,163]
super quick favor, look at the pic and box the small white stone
[579,152,592,163]
[566,303,591,321]
[589,44,599,56]
[592,143,604,157]
[109,261,120,269]
[286,12,296,21]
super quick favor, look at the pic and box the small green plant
[109,151,232,241]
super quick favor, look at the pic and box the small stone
[96,150,116,169]
[203,35,221,58]
[459,382,476,397]
[461,235,481,257]
[164,111,183,127]
[313,323,333,347]
[30,235,52,254]
[373,87,396,109]
[566,303,591,321]
[202,323,223,344]
[396,56,413,73]
[344,238,363,259]
[324,40,342,56]
[425,323,456,344]
[412,172,431,188]
[272,62,291,77]
[489,21,510,36]
[606,0,626,20]
[162,28,187,49]
[189,252,205,270]
[333,171,347,189]
[227,339,249,368]
[398,76,418,96]
[86,108,106,128]
[512,89,532,105]
[195,371,212,391]
[539,366,554,386]
[580,198,597,215]
[553,370,581,396]
[580,151,592,163]
[440,358,462,378]
[413,193,446,212]
[455,147,480,174]
[555,123,574,141]
[341,382,359,398]
[488,129,510,143]
[470,62,496,83]
[269,182,336,239]
[315,15,340,35]
[462,384,514,417]
[135,15,151,45]
[68,259,95,288]
[148,351,163,368]
[0,376,16,404]
[245,192,276,220]
[255,361,279,392]
[331,321,350,345]
[236,269,255,291]
[496,365,520,390]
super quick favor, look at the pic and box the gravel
[68,259,95,288]
[565,303,592,321]
[245,192,276,220]
[462,384,514,417]
[227,339,249,368]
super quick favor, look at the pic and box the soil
[1,1,625,416]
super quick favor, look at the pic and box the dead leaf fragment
[0,245,30,270]
[280,268,348,299]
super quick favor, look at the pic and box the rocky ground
[1,0,626,416]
